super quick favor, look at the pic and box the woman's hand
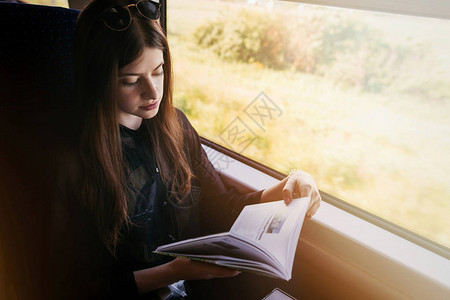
[260,169,321,218]
[134,257,240,294]
[282,170,321,218]
[167,257,241,281]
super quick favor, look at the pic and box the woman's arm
[134,258,240,294]
[260,170,321,218]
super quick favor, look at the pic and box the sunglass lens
[137,1,160,20]
[103,5,131,31]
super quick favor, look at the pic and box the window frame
[283,0,450,20]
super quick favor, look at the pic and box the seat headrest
[0,2,80,112]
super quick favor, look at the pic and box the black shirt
[118,124,174,271]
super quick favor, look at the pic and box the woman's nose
[141,77,159,100]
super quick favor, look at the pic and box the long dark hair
[73,0,193,254]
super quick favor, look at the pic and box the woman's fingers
[306,190,321,218]
[284,170,321,218]
[282,176,296,204]
[300,183,312,198]
[171,258,241,280]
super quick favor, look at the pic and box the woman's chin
[142,106,160,119]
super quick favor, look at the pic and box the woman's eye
[121,79,139,86]
[153,70,164,77]
[153,65,164,77]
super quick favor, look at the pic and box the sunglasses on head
[101,0,161,31]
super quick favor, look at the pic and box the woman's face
[116,47,164,129]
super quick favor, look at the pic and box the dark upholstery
[0,2,80,131]
[0,4,80,299]
[0,2,79,105]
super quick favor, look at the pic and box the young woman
[71,0,321,298]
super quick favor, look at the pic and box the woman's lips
[139,100,159,111]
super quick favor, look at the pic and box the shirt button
[147,217,151,222]
[162,201,167,207]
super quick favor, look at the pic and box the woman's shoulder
[175,108,200,139]
[175,108,193,129]
[174,108,203,154]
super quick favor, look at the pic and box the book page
[155,232,280,268]
[231,197,310,270]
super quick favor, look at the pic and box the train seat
[0,1,80,134]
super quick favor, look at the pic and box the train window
[167,0,450,250]
[20,0,68,8]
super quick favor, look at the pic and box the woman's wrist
[260,176,289,203]
[164,259,182,283]
[133,261,179,295]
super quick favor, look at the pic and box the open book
[154,197,310,280]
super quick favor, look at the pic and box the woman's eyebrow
[118,61,164,78]
[153,61,164,70]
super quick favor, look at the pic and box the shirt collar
[120,124,140,148]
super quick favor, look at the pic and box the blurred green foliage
[194,8,448,99]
